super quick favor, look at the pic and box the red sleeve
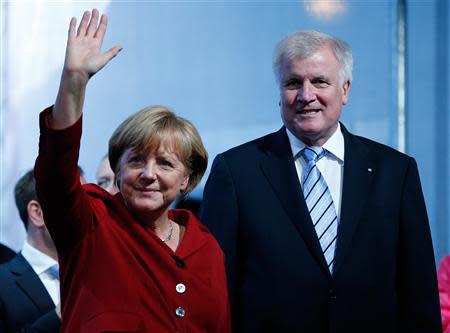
[439,256,450,332]
[34,106,94,258]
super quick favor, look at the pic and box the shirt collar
[21,240,58,275]
[286,123,345,162]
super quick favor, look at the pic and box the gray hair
[273,30,353,85]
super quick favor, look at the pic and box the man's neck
[26,235,58,261]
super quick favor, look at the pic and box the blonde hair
[108,106,208,196]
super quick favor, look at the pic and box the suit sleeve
[201,154,239,308]
[397,157,442,332]
[0,299,59,333]
[15,310,60,333]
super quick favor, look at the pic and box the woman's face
[118,145,189,217]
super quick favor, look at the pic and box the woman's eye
[160,160,174,168]
[128,155,144,164]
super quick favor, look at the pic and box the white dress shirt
[21,241,60,305]
[286,124,345,217]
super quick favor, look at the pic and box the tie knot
[47,264,59,280]
[301,147,325,163]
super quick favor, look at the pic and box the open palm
[64,9,121,81]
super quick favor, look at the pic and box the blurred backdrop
[1,0,449,263]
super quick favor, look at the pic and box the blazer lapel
[10,253,55,311]
[259,128,329,273]
[333,125,375,275]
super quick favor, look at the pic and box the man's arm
[14,310,60,333]
[397,157,442,332]
[0,296,59,333]
[201,154,239,307]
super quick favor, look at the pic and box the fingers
[67,17,76,40]
[94,14,108,45]
[103,46,123,63]
[75,9,107,40]
[86,8,99,36]
[76,10,90,37]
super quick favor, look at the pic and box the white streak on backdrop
[1,1,110,250]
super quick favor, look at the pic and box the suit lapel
[259,128,329,273]
[333,125,375,275]
[9,253,55,312]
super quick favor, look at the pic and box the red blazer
[35,108,231,333]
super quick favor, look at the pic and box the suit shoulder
[347,132,412,163]
[0,255,27,292]
[218,130,281,159]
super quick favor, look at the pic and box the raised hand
[64,9,122,84]
[51,9,122,129]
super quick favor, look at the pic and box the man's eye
[284,80,301,89]
[313,79,328,87]
[98,179,111,188]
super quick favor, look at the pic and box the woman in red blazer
[34,9,230,333]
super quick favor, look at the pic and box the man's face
[96,157,119,194]
[279,44,350,146]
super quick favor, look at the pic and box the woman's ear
[180,175,190,193]
[114,168,122,190]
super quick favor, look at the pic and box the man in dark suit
[0,170,60,333]
[201,31,441,332]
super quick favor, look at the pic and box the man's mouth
[297,109,321,114]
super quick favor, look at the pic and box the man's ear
[27,200,45,228]
[342,80,351,105]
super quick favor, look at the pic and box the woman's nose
[140,162,156,180]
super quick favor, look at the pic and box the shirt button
[175,306,186,317]
[329,288,337,301]
[176,283,186,293]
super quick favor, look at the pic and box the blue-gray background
[1,0,449,264]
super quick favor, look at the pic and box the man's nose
[297,81,315,103]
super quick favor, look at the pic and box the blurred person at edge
[34,9,230,333]
[96,154,119,194]
[0,170,60,333]
[438,256,450,332]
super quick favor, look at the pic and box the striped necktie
[301,147,338,272]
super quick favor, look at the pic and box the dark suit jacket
[0,253,60,333]
[201,125,441,333]
[0,244,15,264]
